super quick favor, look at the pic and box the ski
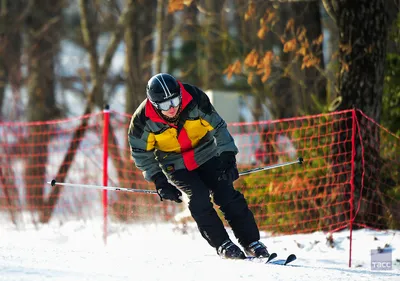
[266,252,278,263]
[245,252,278,263]
[268,254,297,265]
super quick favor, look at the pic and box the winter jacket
[128,82,238,181]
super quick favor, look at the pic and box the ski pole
[47,179,158,194]
[48,157,304,194]
[238,157,303,176]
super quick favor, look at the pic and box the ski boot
[217,239,246,260]
[244,241,269,258]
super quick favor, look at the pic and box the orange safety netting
[0,109,399,237]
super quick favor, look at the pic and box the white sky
[1,218,399,281]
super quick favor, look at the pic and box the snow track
[1,220,399,281]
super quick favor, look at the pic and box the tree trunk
[180,0,200,84]
[323,0,389,228]
[335,0,387,119]
[292,1,327,114]
[274,2,298,119]
[123,0,154,182]
[0,0,23,120]
[25,0,63,214]
[154,0,165,73]
[202,0,225,89]
[125,0,154,114]
[165,2,175,73]
[275,1,326,117]
[320,3,339,104]
[41,0,131,223]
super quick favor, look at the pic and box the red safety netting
[0,109,399,237]
[229,110,355,234]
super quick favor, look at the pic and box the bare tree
[202,0,226,89]
[0,0,28,224]
[179,0,200,84]
[124,0,154,114]
[0,1,25,119]
[41,0,132,223]
[25,0,64,215]
[154,0,165,73]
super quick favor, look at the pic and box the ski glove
[217,151,239,183]
[152,172,182,203]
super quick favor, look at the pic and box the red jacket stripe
[178,128,199,170]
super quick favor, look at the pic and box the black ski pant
[168,156,260,249]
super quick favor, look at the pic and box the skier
[128,73,269,260]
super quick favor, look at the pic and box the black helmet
[146,73,181,104]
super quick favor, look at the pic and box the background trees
[0,0,398,126]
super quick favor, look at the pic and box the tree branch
[99,0,134,79]
[79,0,100,84]
[321,0,339,23]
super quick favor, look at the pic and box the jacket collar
[145,81,193,124]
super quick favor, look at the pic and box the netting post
[349,109,357,267]
[103,104,110,245]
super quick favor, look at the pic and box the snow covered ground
[1,219,399,281]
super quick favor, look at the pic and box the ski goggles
[153,96,181,111]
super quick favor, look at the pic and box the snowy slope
[1,219,399,281]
